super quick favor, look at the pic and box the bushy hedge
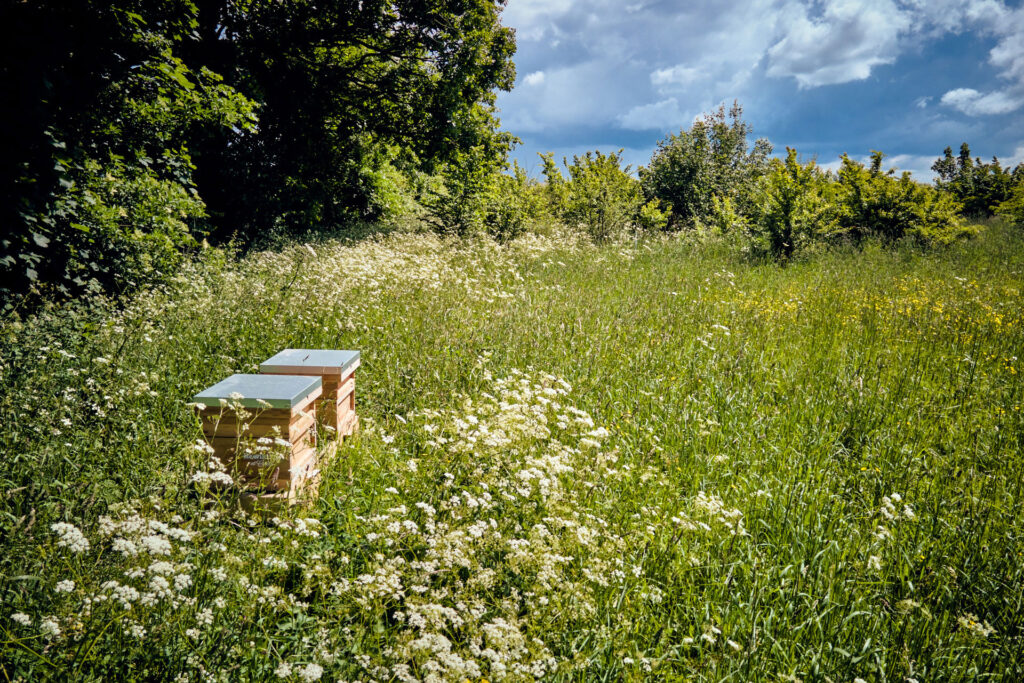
[640,102,772,230]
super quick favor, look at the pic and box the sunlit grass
[1,223,1022,681]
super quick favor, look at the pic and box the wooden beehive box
[192,373,323,507]
[260,349,360,438]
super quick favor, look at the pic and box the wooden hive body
[260,349,360,438]
[192,373,324,510]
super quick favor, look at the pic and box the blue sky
[495,0,1024,179]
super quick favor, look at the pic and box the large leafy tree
[186,0,517,237]
[1,1,256,303]
[1,0,516,303]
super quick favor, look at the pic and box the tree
[186,0,517,237]
[932,143,1015,217]
[640,102,771,229]
[0,1,257,302]
[1,0,517,302]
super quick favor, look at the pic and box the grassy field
[1,223,1023,681]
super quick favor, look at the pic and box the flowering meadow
[1,223,1023,681]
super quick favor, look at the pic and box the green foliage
[636,198,672,232]
[932,143,1018,217]
[997,176,1024,227]
[419,120,518,238]
[483,163,550,242]
[744,149,835,260]
[539,152,570,217]
[640,101,772,229]
[559,150,643,241]
[189,0,518,237]
[41,154,209,297]
[1,1,257,303]
[1,0,518,302]
[836,152,970,245]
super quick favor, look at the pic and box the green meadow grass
[1,223,1022,681]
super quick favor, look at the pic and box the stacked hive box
[192,373,323,507]
[260,349,360,438]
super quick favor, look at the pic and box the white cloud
[502,0,576,42]
[937,3,1024,115]
[1005,144,1024,167]
[523,70,545,86]
[651,65,703,88]
[498,0,1024,175]
[766,0,911,88]
[617,97,690,131]
[941,87,1024,115]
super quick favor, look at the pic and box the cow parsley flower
[296,663,323,681]
[40,617,61,638]
[51,522,90,553]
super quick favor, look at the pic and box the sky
[495,0,1024,180]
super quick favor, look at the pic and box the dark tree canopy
[0,0,516,302]
[932,143,1016,218]
[186,0,517,235]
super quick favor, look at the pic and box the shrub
[836,152,969,245]
[640,101,772,229]
[932,143,1017,217]
[995,166,1024,228]
[420,145,503,237]
[483,163,550,242]
[4,152,210,306]
[743,148,836,261]
[539,152,570,218]
[559,150,643,241]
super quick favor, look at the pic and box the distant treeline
[513,104,1024,261]
[2,3,1023,305]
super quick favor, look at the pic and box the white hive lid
[260,349,360,376]
[192,374,322,410]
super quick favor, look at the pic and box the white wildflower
[958,613,996,638]
[296,663,324,681]
[55,579,75,593]
[51,522,90,553]
[140,535,172,555]
[40,617,61,638]
[113,537,139,557]
[174,573,192,591]
[11,613,31,626]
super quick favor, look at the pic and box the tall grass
[1,224,1022,681]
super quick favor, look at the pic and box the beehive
[260,349,360,438]
[191,373,323,506]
